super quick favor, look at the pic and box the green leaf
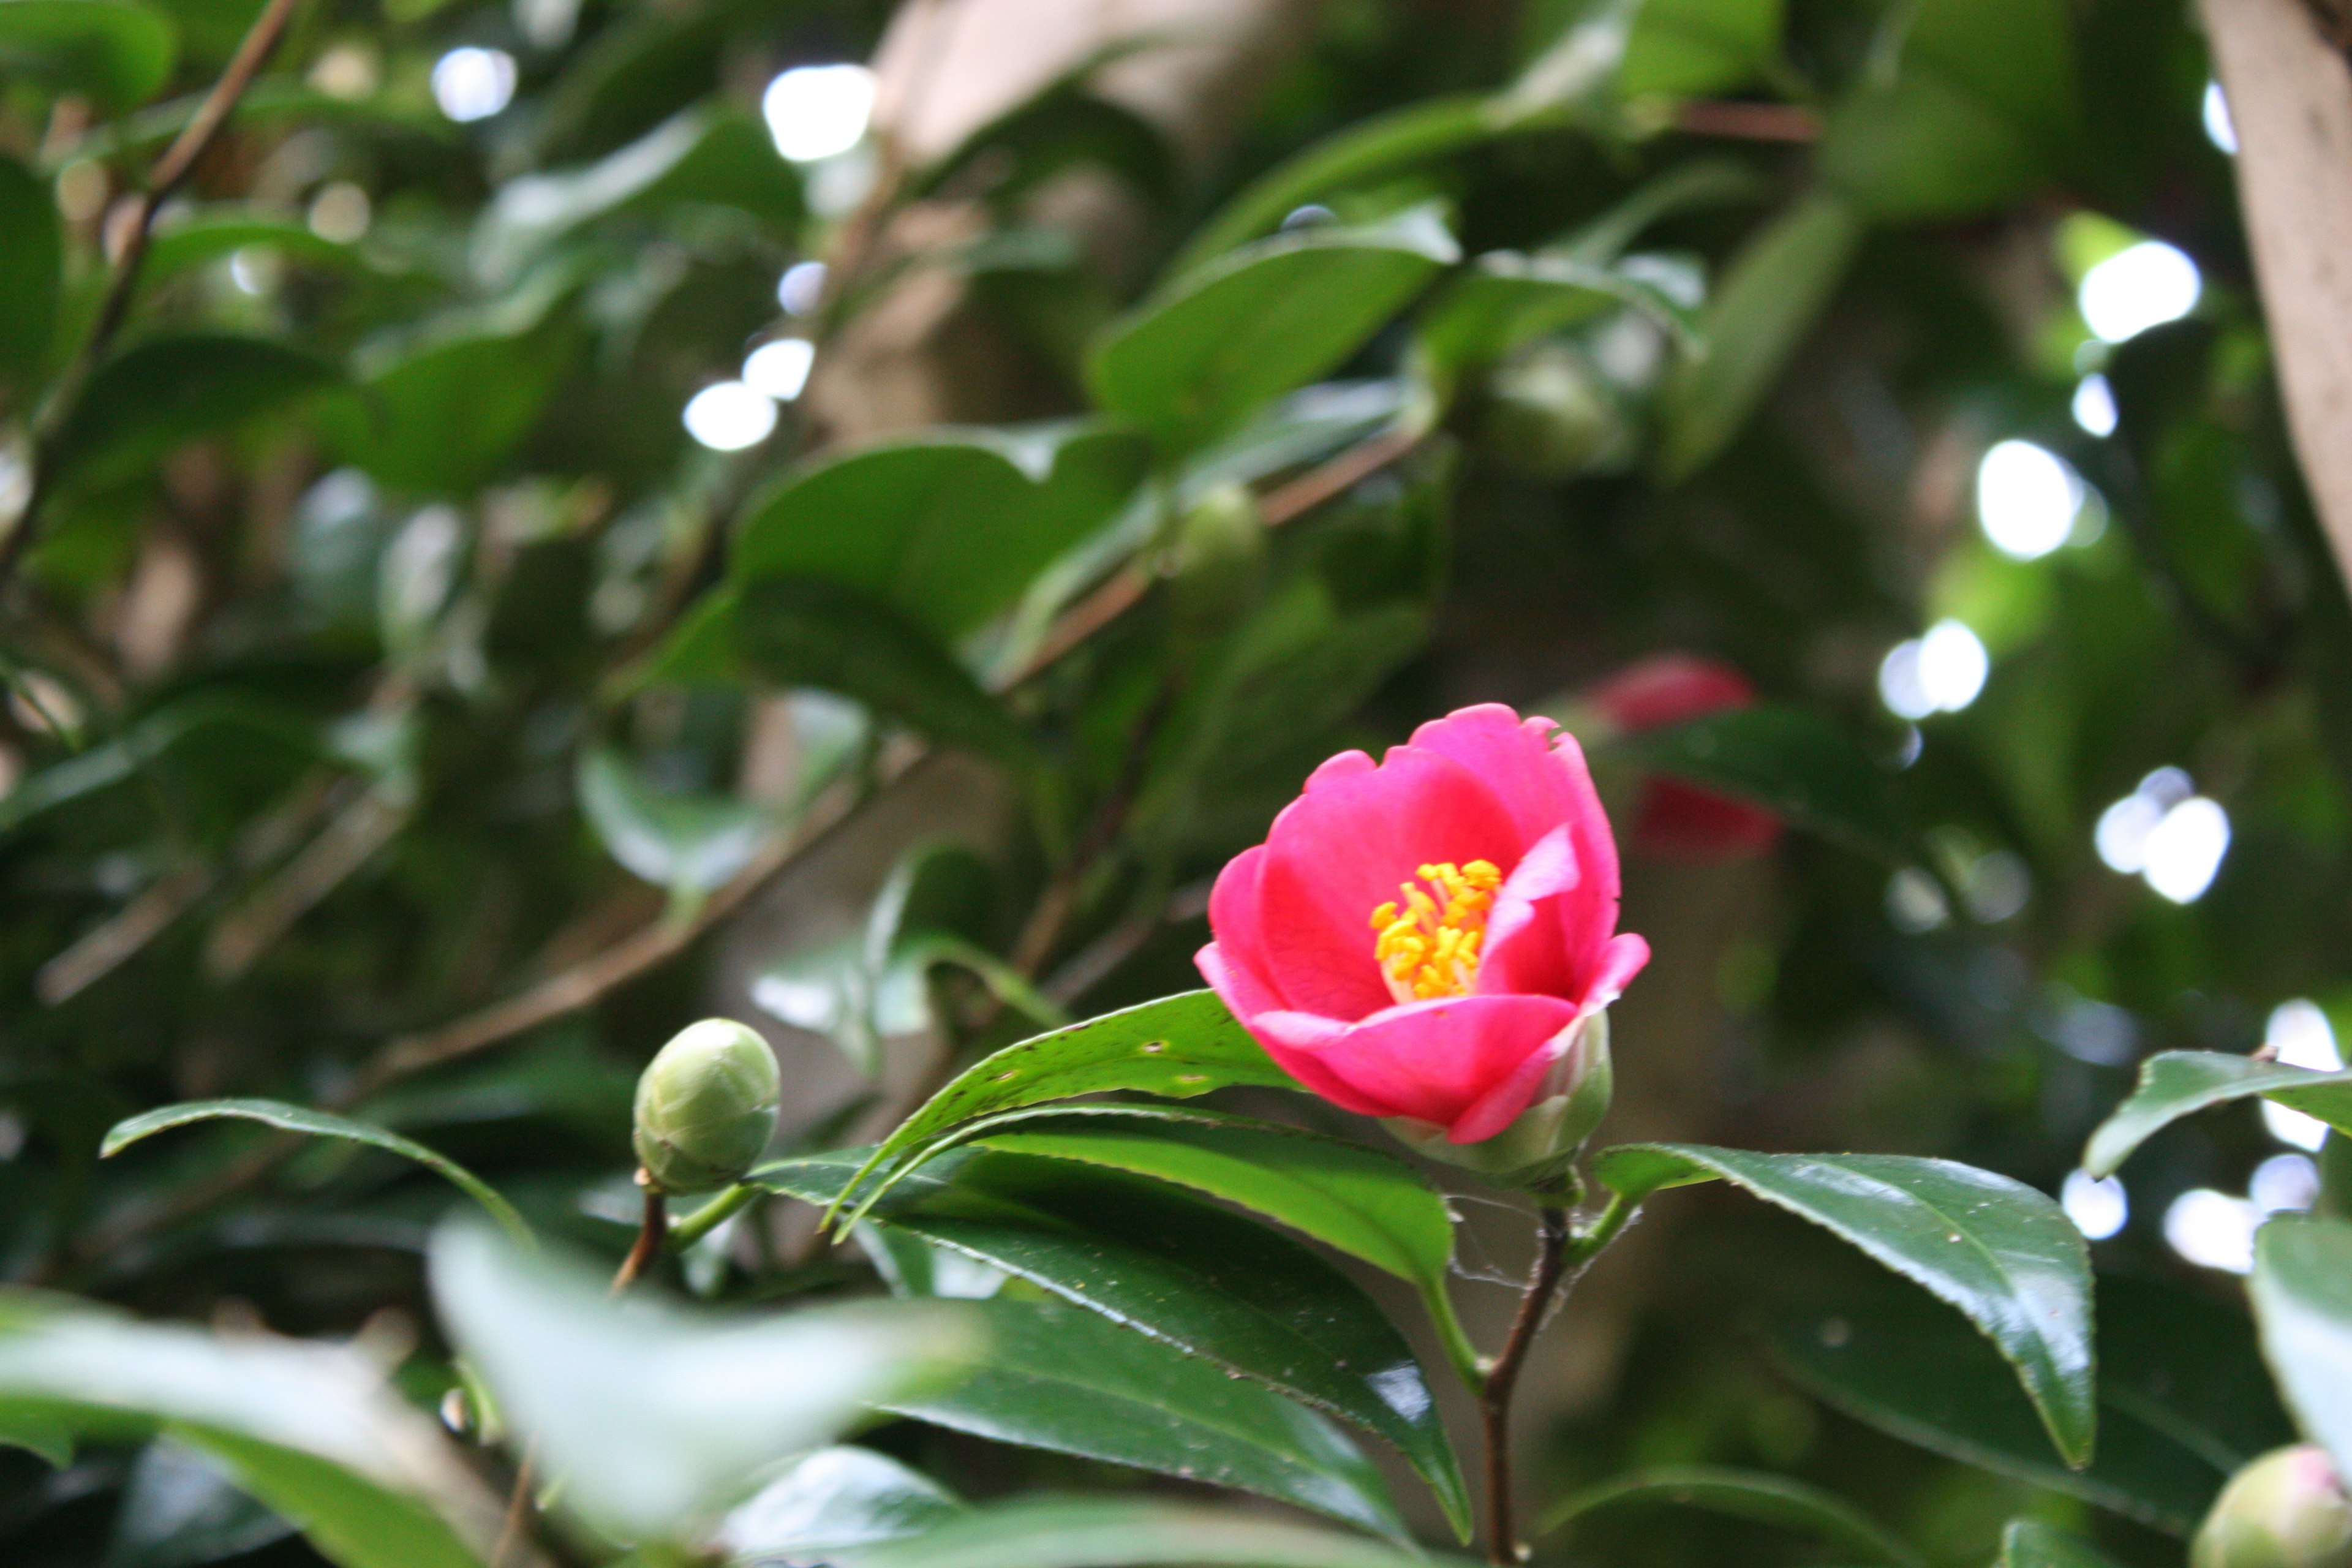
[844,1497,1457,1568]
[142,214,361,287]
[336,325,576,496]
[823,990,1293,1228]
[881,1295,1407,1542]
[473,106,801,285]
[1417,249,1701,380]
[0,1406,70,1466]
[1539,1464,1928,1568]
[2083,1052,2352,1178]
[1596,1144,2095,1467]
[429,1221,978,1541]
[1765,1275,2283,1534]
[1619,0,1784,100]
[0,155,60,388]
[102,1099,532,1247]
[0,0,175,110]
[1657,190,1861,481]
[1996,1520,2125,1568]
[1611,704,1919,865]
[110,1438,295,1567]
[48,335,344,494]
[734,578,1041,772]
[730,424,1148,644]
[1819,0,2078,220]
[0,1295,501,1568]
[2252,1215,2352,1482]
[577,746,780,897]
[712,1446,961,1560]
[1090,206,1458,451]
[764,1139,1469,1540]
[0,695,320,836]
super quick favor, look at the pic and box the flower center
[1370,860,1502,1003]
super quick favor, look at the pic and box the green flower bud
[631,1019,781,1194]
[2194,1446,2352,1568]
[1477,344,1620,480]
[1382,1010,1613,1191]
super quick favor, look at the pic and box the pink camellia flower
[1196,704,1649,1170]
[1585,654,1781,859]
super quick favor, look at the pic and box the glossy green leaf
[1619,0,1783,99]
[764,1141,1468,1539]
[2084,1052,2352,1178]
[734,578,1040,772]
[48,335,344,493]
[1539,1464,1928,1568]
[102,1099,532,1246]
[845,1497,1458,1568]
[2252,1215,2352,1482]
[880,1295,1407,1542]
[710,1446,960,1561]
[577,746,780,897]
[1819,0,2078,220]
[1657,190,1861,480]
[1765,1274,2286,1534]
[1612,704,1918,865]
[142,215,360,287]
[824,990,1293,1227]
[0,1295,501,1568]
[429,1221,978,1540]
[731,424,1148,643]
[0,155,59,387]
[473,106,800,285]
[1996,1520,2125,1568]
[1596,1144,2094,1466]
[110,1439,296,1568]
[0,0,175,109]
[1090,207,1458,450]
[1417,250,1700,378]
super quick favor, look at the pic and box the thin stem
[1480,1204,1569,1565]
[669,1181,759,1251]
[1420,1276,1487,1400]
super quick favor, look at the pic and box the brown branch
[1672,99,1820,143]
[1480,1205,1570,1565]
[0,0,307,597]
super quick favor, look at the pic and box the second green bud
[632,1018,782,1195]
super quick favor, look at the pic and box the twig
[0,0,306,596]
[1479,1205,1570,1565]
[1672,99,1820,142]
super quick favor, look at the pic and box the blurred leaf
[1611,704,1917,864]
[710,1447,960,1561]
[576,746,780,897]
[0,1295,502,1568]
[823,990,1292,1228]
[1090,206,1458,451]
[1819,0,2079,219]
[102,1099,532,1246]
[766,1139,1469,1539]
[731,425,1148,644]
[845,1497,1455,1568]
[1657,190,1860,479]
[1539,1464,1928,1568]
[1417,249,1700,381]
[336,325,576,496]
[0,694,319,835]
[0,1406,70,1466]
[474,106,799,285]
[2084,1052,2352,1177]
[0,154,59,388]
[1597,1144,2095,1466]
[48,334,343,494]
[108,1439,295,1568]
[734,578,1041,772]
[141,215,360,288]
[1996,1520,2125,1568]
[429,1221,978,1541]
[1763,1274,2286,1534]
[0,0,175,110]
[1619,0,1783,99]
[2251,1215,2352,1483]
[882,1295,1408,1542]
[918,79,1175,206]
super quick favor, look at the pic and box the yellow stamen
[1366,860,1502,1002]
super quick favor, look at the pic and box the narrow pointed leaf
[845,1498,1460,1568]
[2084,1052,2352,1178]
[1997,1520,2125,1568]
[1597,1144,2094,1467]
[103,1099,530,1246]
[881,1295,1408,1542]
[1539,1464,1929,1568]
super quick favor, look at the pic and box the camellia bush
[15,0,2352,1565]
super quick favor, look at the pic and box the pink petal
[1231,1004,1395,1117]
[1264,993,1581,1129]
[1256,745,1522,1020]
[1204,845,1291,1008]
[1476,824,1580,998]
[1447,1014,1588,1144]
[1579,931,1651,1014]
